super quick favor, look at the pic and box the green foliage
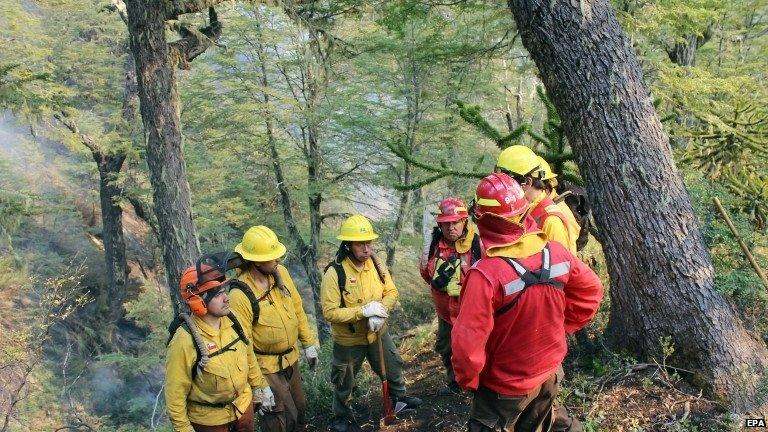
[683,168,768,340]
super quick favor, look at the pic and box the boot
[391,395,423,411]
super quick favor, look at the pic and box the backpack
[553,185,593,251]
[167,312,250,380]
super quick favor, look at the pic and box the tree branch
[164,0,226,20]
[168,7,222,70]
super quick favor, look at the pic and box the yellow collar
[192,313,233,338]
[485,233,547,259]
[344,256,372,273]
[529,190,547,210]
[454,224,476,254]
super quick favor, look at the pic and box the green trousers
[330,330,406,419]
[434,317,455,384]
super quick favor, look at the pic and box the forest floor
[300,323,734,432]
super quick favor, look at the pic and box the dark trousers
[259,361,306,432]
[330,331,406,419]
[435,318,456,384]
[191,402,254,432]
[467,368,562,432]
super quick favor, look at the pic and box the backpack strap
[228,279,260,324]
[325,261,355,334]
[470,235,482,264]
[494,245,564,318]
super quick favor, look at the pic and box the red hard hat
[436,197,469,223]
[473,173,528,219]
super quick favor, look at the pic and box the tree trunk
[667,25,714,67]
[123,0,201,307]
[386,179,411,270]
[95,153,128,324]
[507,0,768,411]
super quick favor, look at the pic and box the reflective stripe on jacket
[321,257,398,346]
[451,238,602,396]
[230,264,317,374]
[165,314,266,431]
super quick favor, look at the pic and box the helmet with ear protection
[179,264,227,316]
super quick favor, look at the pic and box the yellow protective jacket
[529,191,577,253]
[230,264,317,374]
[549,190,582,248]
[320,257,398,346]
[164,314,267,432]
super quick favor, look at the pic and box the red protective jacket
[419,226,480,323]
[451,238,603,396]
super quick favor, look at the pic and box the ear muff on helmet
[187,294,208,316]
[184,282,208,316]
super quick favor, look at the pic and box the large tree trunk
[123,1,203,307]
[507,0,768,411]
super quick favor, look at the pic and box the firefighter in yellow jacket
[321,215,422,432]
[537,156,582,246]
[230,226,318,432]
[165,264,272,432]
[495,146,578,253]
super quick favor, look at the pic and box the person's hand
[361,301,388,318]
[253,386,275,415]
[368,316,386,332]
[304,345,319,370]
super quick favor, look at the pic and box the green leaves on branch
[387,85,585,190]
[456,100,528,148]
[385,139,486,191]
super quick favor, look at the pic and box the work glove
[361,301,388,318]
[368,316,386,332]
[304,345,319,371]
[253,386,275,415]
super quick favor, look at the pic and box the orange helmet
[436,197,469,223]
[473,173,528,220]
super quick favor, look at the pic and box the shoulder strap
[427,226,442,260]
[228,279,260,324]
[470,235,482,263]
[325,262,355,334]
[325,262,348,300]
[226,312,250,346]
[494,245,564,318]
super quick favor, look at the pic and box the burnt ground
[301,337,737,432]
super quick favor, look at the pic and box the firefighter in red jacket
[419,197,482,394]
[452,173,603,432]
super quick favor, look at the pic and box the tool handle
[714,197,768,291]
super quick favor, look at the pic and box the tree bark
[123,1,217,307]
[507,0,768,411]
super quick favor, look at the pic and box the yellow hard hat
[235,226,287,262]
[337,214,379,241]
[537,156,557,181]
[496,145,542,177]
